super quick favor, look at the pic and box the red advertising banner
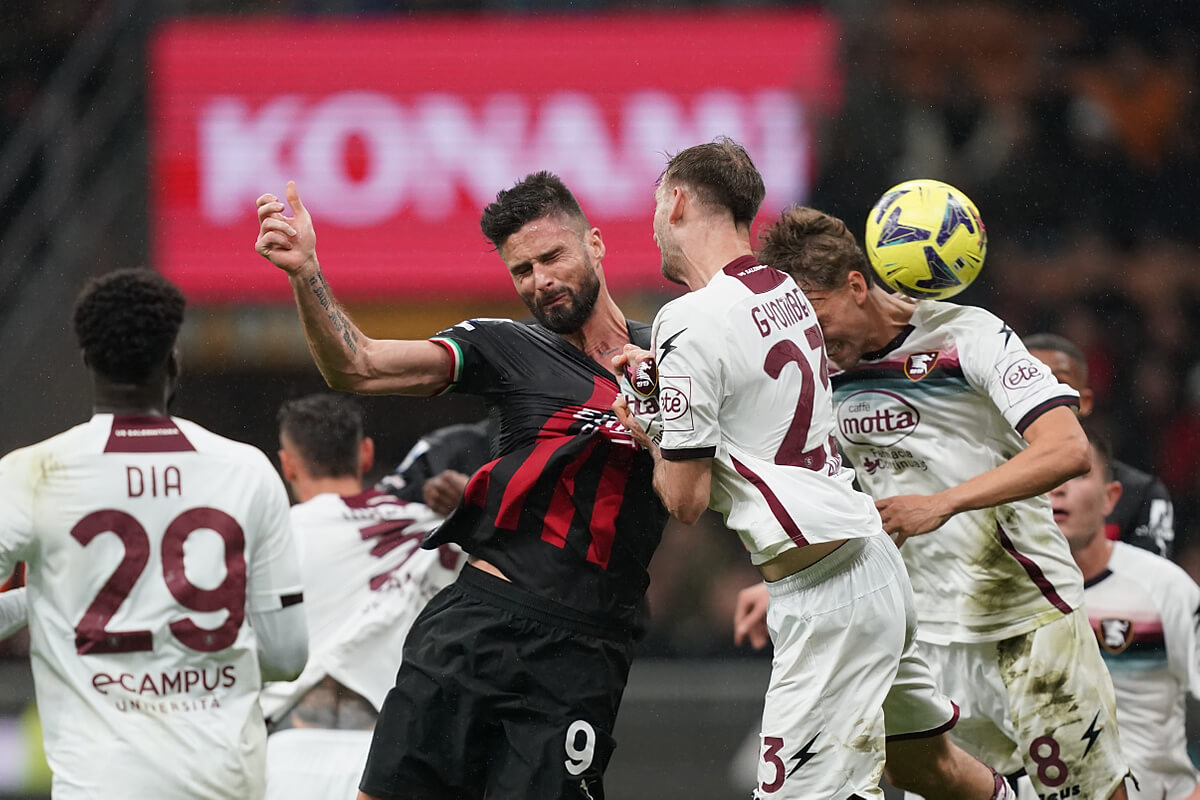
[150,11,842,302]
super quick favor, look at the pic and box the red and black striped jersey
[422,318,667,632]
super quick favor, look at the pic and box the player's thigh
[881,543,959,743]
[358,586,494,800]
[1003,610,1128,799]
[754,536,906,800]
[914,637,1024,775]
[485,626,631,800]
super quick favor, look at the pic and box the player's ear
[1077,386,1095,417]
[1102,478,1122,516]
[587,226,606,265]
[847,270,869,303]
[359,437,375,476]
[278,447,299,484]
[668,186,686,224]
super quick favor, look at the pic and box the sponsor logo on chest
[835,390,920,446]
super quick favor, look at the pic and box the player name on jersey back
[0,414,303,798]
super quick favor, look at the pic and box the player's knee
[884,737,956,792]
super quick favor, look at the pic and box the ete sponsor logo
[659,378,692,433]
[659,386,689,421]
[836,390,919,446]
[1001,357,1043,390]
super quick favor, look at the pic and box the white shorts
[753,533,957,800]
[265,728,373,800]
[920,609,1128,796]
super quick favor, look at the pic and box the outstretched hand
[612,396,654,450]
[255,181,317,275]
[422,470,470,516]
[732,582,770,651]
[874,493,952,547]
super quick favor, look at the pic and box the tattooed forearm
[307,273,359,355]
[309,273,333,311]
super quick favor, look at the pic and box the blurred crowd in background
[0,0,1197,661]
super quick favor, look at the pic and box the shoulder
[659,282,729,323]
[1111,541,1197,596]
[174,418,278,473]
[0,419,100,478]
[432,317,526,341]
[914,300,1005,336]
[288,493,342,525]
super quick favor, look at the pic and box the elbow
[668,496,707,526]
[1060,432,1091,480]
[321,371,358,393]
[259,640,308,683]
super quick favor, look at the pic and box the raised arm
[877,406,1089,544]
[255,182,451,396]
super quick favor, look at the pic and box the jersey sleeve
[655,300,723,461]
[244,452,304,613]
[428,318,519,396]
[1161,567,1200,700]
[0,448,36,583]
[958,313,1079,435]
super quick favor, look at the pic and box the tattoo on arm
[308,273,359,355]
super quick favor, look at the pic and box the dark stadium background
[0,1,1196,796]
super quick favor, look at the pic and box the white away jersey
[830,301,1084,643]
[1085,542,1200,799]
[654,257,880,564]
[260,489,462,719]
[0,414,303,800]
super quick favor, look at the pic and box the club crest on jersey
[903,351,941,381]
[622,356,658,398]
[1097,618,1134,654]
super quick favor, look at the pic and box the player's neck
[674,226,753,291]
[91,379,171,417]
[1070,529,1114,582]
[864,288,917,351]
[292,475,365,504]
[563,290,630,369]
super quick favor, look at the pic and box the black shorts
[359,564,635,800]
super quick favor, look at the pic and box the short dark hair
[277,394,364,479]
[1081,422,1114,482]
[480,171,589,250]
[73,268,186,384]
[1023,333,1089,383]
[758,205,874,290]
[659,136,765,228]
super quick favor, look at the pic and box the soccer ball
[863,179,987,301]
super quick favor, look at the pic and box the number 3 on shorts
[564,720,596,776]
